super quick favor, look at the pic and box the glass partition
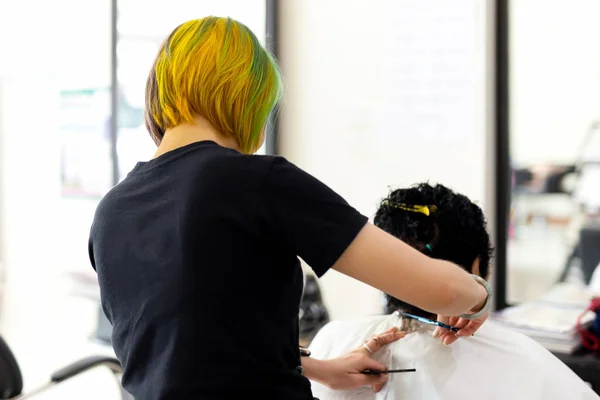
[504,0,600,304]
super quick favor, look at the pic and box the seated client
[309,183,598,400]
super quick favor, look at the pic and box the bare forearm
[301,357,328,385]
[333,223,486,316]
[427,259,487,315]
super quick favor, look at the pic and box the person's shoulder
[244,154,300,177]
[476,320,552,351]
[177,148,286,191]
[231,154,325,198]
[203,147,277,172]
[91,182,122,222]
[209,152,298,180]
[480,322,600,398]
[475,320,582,369]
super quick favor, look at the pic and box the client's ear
[471,258,482,278]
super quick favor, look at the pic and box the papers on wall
[377,0,482,147]
[371,0,486,199]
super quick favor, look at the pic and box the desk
[554,350,600,394]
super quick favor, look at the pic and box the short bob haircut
[145,17,283,154]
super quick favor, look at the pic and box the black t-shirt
[89,141,368,399]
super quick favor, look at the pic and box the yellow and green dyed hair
[145,16,283,154]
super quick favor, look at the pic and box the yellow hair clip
[384,201,437,216]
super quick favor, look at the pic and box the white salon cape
[309,314,599,400]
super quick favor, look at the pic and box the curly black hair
[374,183,494,318]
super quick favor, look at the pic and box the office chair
[299,274,330,345]
[0,334,132,399]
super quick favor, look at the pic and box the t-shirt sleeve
[262,157,368,277]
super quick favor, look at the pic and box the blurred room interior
[0,0,599,398]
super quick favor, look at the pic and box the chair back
[0,334,23,399]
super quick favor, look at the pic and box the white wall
[511,0,600,166]
[279,0,493,320]
[0,79,62,277]
[0,0,111,86]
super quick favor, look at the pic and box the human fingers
[433,315,450,338]
[360,328,406,355]
[349,354,389,389]
[436,317,462,345]
[442,331,460,345]
[454,317,470,331]
[439,317,469,345]
[350,372,388,391]
[371,374,389,393]
[442,314,488,344]
[456,313,488,337]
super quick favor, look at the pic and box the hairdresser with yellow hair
[89,17,491,399]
